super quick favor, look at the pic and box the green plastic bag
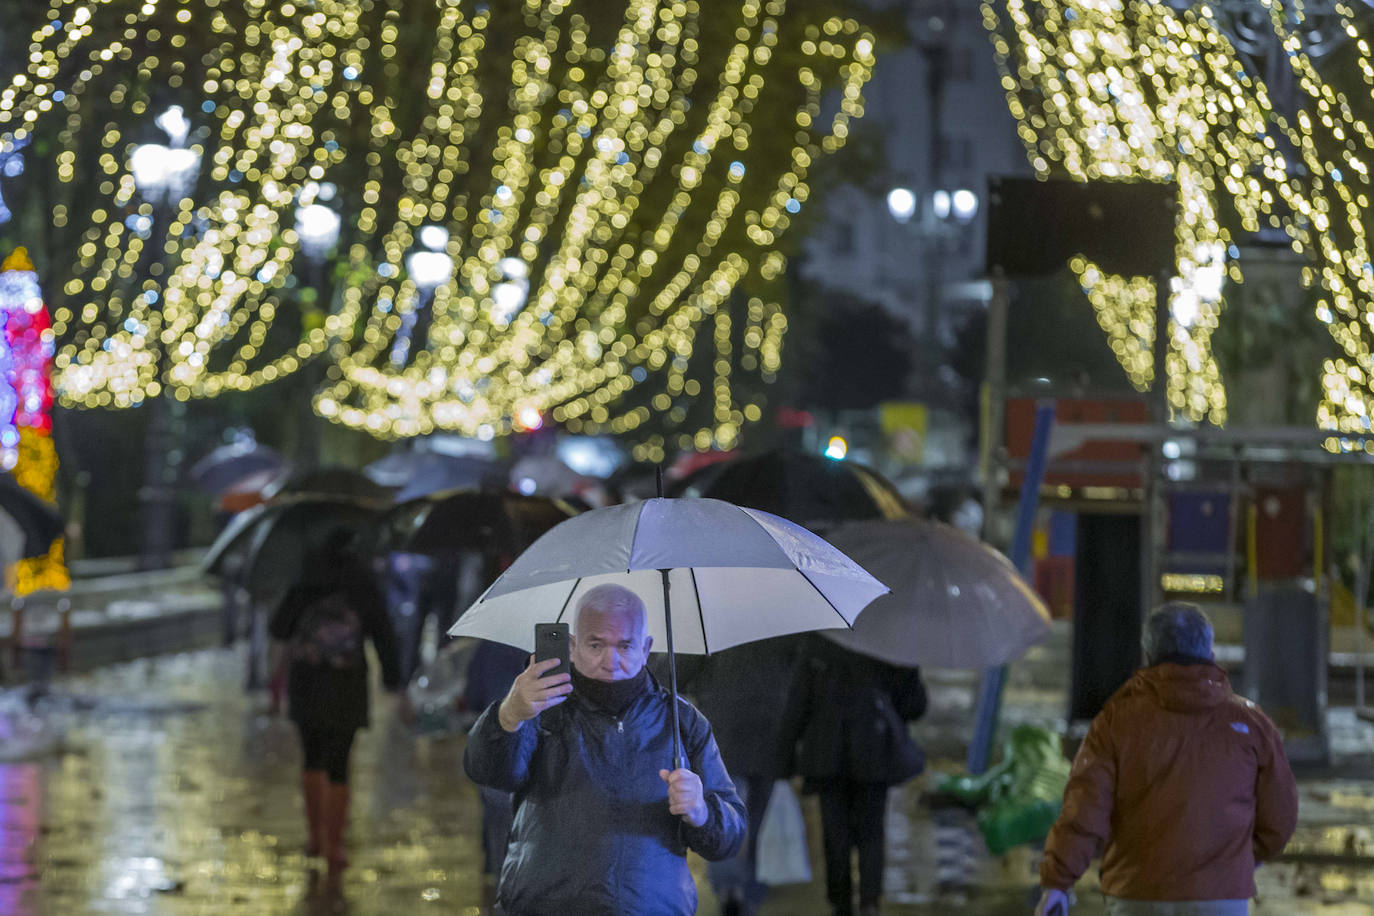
[934,725,1071,854]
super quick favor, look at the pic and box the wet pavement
[1,647,1373,914]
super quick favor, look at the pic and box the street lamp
[133,105,202,570]
[887,187,917,223]
[391,227,454,367]
[490,256,530,324]
[129,107,198,205]
[294,203,341,261]
[951,188,979,220]
[293,192,341,468]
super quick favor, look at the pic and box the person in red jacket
[1035,602,1298,916]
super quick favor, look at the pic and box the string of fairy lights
[5,0,366,408]
[982,0,1374,438]
[1,0,874,458]
[316,1,874,460]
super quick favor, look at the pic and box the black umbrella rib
[796,570,855,630]
[626,502,646,573]
[688,567,708,654]
[553,578,582,625]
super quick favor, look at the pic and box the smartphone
[534,622,571,678]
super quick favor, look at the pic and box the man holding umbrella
[465,583,747,915]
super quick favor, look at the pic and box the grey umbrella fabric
[202,496,385,597]
[189,442,286,493]
[0,473,63,559]
[448,498,888,654]
[820,518,1052,669]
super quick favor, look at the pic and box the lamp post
[131,106,200,570]
[293,186,341,468]
[391,226,453,368]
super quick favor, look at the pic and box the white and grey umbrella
[449,497,887,765]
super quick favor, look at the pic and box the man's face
[571,608,653,682]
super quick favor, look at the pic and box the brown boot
[323,782,351,875]
[302,771,328,857]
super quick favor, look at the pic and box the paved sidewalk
[1,557,222,679]
[0,647,1371,914]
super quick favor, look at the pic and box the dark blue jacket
[464,674,747,916]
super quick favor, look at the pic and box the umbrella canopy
[820,518,1052,669]
[0,473,63,560]
[216,466,287,514]
[509,455,597,500]
[449,498,887,655]
[262,467,393,503]
[381,490,577,558]
[671,448,909,530]
[0,508,26,570]
[365,451,509,501]
[202,496,385,597]
[449,497,886,767]
[189,442,287,494]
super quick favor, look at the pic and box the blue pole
[966,399,1056,773]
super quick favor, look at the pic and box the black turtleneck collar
[571,666,651,717]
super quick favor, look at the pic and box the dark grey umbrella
[380,490,576,557]
[671,448,909,530]
[189,442,287,494]
[0,473,63,559]
[202,496,385,597]
[365,451,509,500]
[262,467,393,503]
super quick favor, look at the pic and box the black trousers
[816,779,888,913]
[298,725,356,784]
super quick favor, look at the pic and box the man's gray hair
[574,583,648,636]
[1142,601,1214,665]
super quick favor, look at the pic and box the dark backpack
[290,590,364,670]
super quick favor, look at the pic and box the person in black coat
[782,635,927,916]
[464,638,529,880]
[665,634,806,916]
[269,528,403,878]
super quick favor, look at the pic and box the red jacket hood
[1129,661,1232,714]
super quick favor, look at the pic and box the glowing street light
[406,250,454,291]
[951,188,979,220]
[129,106,199,204]
[887,187,917,223]
[294,203,341,260]
[418,224,450,251]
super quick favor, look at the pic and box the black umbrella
[381,489,577,558]
[0,472,63,559]
[188,442,287,494]
[670,448,909,530]
[262,466,393,503]
[202,496,385,597]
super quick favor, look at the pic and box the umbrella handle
[661,568,685,771]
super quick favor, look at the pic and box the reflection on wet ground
[0,648,1372,914]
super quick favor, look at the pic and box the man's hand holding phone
[498,656,573,732]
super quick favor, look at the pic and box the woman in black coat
[269,529,403,877]
[783,635,927,916]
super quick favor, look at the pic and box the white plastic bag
[755,779,812,885]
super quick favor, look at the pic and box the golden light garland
[315,1,873,459]
[5,0,364,407]
[3,1,874,458]
[983,0,1374,430]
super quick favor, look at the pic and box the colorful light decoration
[1,1,875,459]
[982,0,1374,431]
[0,249,69,594]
